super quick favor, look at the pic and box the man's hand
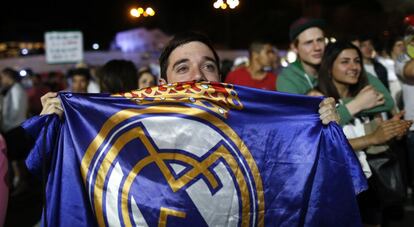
[40,92,63,118]
[319,97,340,125]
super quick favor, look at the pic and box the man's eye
[176,66,188,73]
[204,63,217,71]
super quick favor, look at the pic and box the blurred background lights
[21,48,29,55]
[286,51,297,63]
[130,7,155,18]
[138,7,144,14]
[146,7,155,16]
[213,0,222,9]
[130,8,139,17]
[92,43,99,50]
[19,69,27,77]
[281,58,289,67]
[214,0,239,10]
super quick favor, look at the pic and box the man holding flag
[25,32,366,227]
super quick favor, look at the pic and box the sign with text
[45,31,83,64]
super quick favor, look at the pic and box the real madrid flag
[24,82,367,227]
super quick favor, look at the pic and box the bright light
[325,37,329,44]
[213,1,222,9]
[143,11,148,17]
[130,8,139,17]
[92,43,99,50]
[213,1,221,9]
[21,48,29,55]
[286,51,297,63]
[146,7,155,16]
[214,0,238,9]
[227,0,239,7]
[19,70,27,77]
[330,37,337,43]
[281,58,289,67]
[138,7,144,14]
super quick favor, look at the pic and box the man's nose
[191,68,207,82]
[313,41,322,50]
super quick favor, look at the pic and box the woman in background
[317,41,412,227]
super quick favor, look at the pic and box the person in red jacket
[225,41,277,90]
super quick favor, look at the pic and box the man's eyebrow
[204,56,217,64]
[172,58,189,69]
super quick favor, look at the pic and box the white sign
[45,31,83,64]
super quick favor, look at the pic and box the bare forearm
[348,135,377,151]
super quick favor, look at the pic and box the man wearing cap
[277,18,326,95]
[225,41,277,90]
[277,17,394,125]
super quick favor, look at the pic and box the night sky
[1,0,414,50]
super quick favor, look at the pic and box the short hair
[318,41,368,101]
[1,67,20,82]
[67,68,91,81]
[385,36,404,57]
[159,31,221,81]
[248,41,272,59]
[97,59,138,93]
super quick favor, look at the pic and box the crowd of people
[0,16,413,227]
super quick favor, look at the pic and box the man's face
[71,74,89,93]
[360,40,374,59]
[293,27,325,66]
[392,40,405,57]
[166,41,220,83]
[255,44,276,68]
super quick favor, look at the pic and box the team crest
[81,83,264,227]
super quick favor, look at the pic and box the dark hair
[67,68,91,81]
[1,67,20,82]
[385,36,404,57]
[159,31,220,81]
[318,41,368,101]
[137,67,156,88]
[248,41,272,58]
[97,60,138,93]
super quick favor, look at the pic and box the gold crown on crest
[114,81,244,118]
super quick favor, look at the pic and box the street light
[213,0,239,10]
[146,7,155,16]
[129,6,156,18]
[130,8,140,17]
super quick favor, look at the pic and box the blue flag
[24,82,367,227]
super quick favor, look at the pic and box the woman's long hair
[318,41,368,101]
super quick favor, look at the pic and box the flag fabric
[24,81,367,227]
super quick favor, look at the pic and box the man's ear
[159,78,167,85]
[290,43,298,53]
